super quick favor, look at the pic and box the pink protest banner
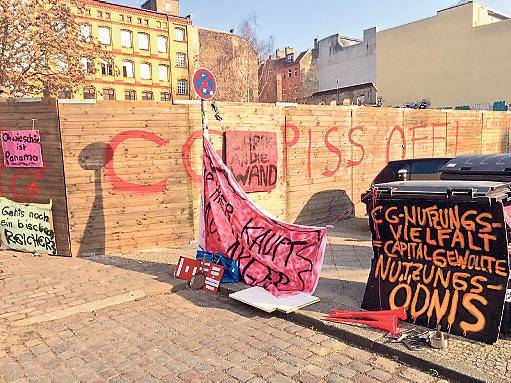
[1,130,43,168]
[200,133,327,297]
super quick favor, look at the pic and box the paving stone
[227,367,255,382]
[366,368,393,381]
[304,363,329,378]
[273,361,300,377]
[371,356,399,372]
[399,367,436,383]
[330,366,358,379]
[352,375,381,383]
[268,373,296,383]
[349,361,373,373]
[325,374,354,383]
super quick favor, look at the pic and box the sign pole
[194,68,217,250]
[201,98,209,137]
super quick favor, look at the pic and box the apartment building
[68,0,197,101]
[377,1,511,107]
[259,47,317,103]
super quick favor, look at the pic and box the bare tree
[238,14,275,101]
[0,0,111,98]
[195,14,274,102]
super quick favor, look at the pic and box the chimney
[229,29,234,34]
[314,38,319,50]
[284,47,294,56]
[141,0,180,15]
[275,49,285,59]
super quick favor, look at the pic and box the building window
[140,63,151,79]
[174,28,185,42]
[137,18,142,24]
[97,10,102,18]
[105,12,110,20]
[156,21,161,28]
[98,27,111,45]
[80,57,93,74]
[58,89,72,99]
[288,69,292,78]
[103,88,115,100]
[176,52,186,68]
[86,8,91,15]
[83,87,95,99]
[177,80,188,95]
[101,60,113,76]
[121,30,132,48]
[122,61,134,78]
[52,20,66,35]
[142,91,153,101]
[120,15,124,21]
[127,16,132,23]
[157,36,167,53]
[145,19,149,25]
[125,90,136,100]
[158,65,169,81]
[79,24,91,43]
[163,22,167,28]
[161,92,171,102]
[138,33,150,50]
[295,68,299,77]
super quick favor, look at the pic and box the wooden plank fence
[0,100,509,256]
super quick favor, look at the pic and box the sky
[112,0,511,52]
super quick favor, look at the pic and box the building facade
[377,1,511,107]
[317,28,376,96]
[195,28,259,102]
[68,0,197,101]
[259,47,317,103]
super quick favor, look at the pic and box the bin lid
[374,180,511,201]
[440,154,511,179]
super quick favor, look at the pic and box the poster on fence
[224,131,278,193]
[362,200,509,344]
[1,130,43,168]
[0,197,57,255]
[200,134,327,297]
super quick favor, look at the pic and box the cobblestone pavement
[0,247,192,330]
[0,289,447,383]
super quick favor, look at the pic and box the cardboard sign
[224,131,278,193]
[1,130,43,168]
[200,135,327,297]
[362,200,509,344]
[0,197,56,255]
[174,257,224,293]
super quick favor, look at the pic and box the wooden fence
[0,100,509,256]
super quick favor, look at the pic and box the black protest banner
[362,200,509,344]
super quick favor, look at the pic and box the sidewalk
[1,219,510,382]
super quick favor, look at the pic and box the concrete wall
[318,28,376,92]
[377,1,511,107]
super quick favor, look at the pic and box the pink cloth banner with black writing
[1,130,43,168]
[200,133,327,297]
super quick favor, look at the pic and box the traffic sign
[193,68,217,100]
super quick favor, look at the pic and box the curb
[215,284,484,383]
